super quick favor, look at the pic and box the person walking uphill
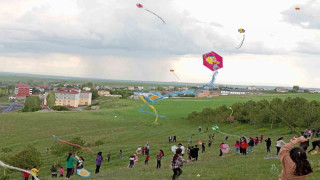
[171,148,192,180]
[279,136,312,180]
[95,152,104,174]
[265,138,272,153]
[276,137,286,156]
[65,152,78,179]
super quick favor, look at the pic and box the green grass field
[1,93,320,180]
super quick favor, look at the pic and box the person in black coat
[265,138,271,152]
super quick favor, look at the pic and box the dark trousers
[208,143,211,147]
[242,149,246,155]
[95,165,101,173]
[66,168,73,178]
[219,149,223,156]
[52,173,57,178]
[172,168,182,180]
[267,146,271,152]
[157,160,161,168]
[24,178,29,180]
[308,142,320,153]
[195,156,198,161]
[240,147,243,153]
[59,174,63,177]
[32,177,38,180]
[145,160,148,165]
[276,147,281,155]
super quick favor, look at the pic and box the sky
[0,0,320,88]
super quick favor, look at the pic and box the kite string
[0,161,40,180]
[237,34,245,49]
[144,9,166,24]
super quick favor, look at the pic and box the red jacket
[241,142,248,149]
[24,172,30,178]
[145,155,150,160]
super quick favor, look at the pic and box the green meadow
[1,93,320,180]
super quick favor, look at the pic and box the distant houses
[44,88,92,107]
[15,83,32,98]
[221,89,250,95]
[276,87,289,93]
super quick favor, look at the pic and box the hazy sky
[0,0,320,88]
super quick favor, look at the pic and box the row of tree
[0,88,9,97]
[187,97,320,133]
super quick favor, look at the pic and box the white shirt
[276,140,286,147]
[180,146,185,154]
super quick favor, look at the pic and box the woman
[241,138,248,155]
[276,137,286,156]
[95,152,104,174]
[66,152,78,179]
[171,148,192,180]
[279,136,312,180]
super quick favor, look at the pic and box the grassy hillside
[1,94,320,180]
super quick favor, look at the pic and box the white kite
[0,161,40,180]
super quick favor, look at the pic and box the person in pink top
[59,167,64,177]
[234,141,240,154]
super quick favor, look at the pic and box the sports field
[1,93,320,179]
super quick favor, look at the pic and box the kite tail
[229,107,234,117]
[237,34,245,49]
[144,9,166,24]
[208,71,218,87]
[56,138,94,153]
[173,72,181,81]
[0,161,40,180]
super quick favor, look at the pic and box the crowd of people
[21,128,320,180]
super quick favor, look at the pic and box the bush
[22,96,41,112]
[52,106,69,111]
[258,128,268,132]
[236,126,245,130]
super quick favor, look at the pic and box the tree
[7,145,42,169]
[23,96,41,112]
[46,92,56,108]
[90,89,99,99]
[293,85,299,93]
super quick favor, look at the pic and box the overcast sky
[0,0,320,88]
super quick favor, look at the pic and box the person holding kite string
[65,152,78,179]
[171,148,193,180]
[279,136,312,180]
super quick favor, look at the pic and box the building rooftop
[15,83,32,88]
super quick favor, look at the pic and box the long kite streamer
[53,135,94,153]
[136,3,166,24]
[237,28,245,49]
[0,161,39,180]
[139,95,165,124]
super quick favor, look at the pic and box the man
[193,145,199,161]
[308,140,320,153]
[173,136,177,142]
[188,137,192,145]
[178,143,185,156]
[198,126,202,132]
[169,136,172,143]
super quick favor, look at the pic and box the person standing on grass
[300,135,309,152]
[276,137,286,156]
[59,166,64,178]
[219,143,224,157]
[156,150,163,168]
[178,143,185,156]
[189,137,192,145]
[31,166,39,180]
[265,138,272,153]
[260,135,264,143]
[95,152,104,174]
[129,155,135,168]
[202,143,206,153]
[142,146,146,155]
[279,136,312,180]
[308,140,320,153]
[173,136,177,142]
[24,167,30,180]
[248,137,255,153]
[145,154,150,165]
[119,150,122,159]
[65,153,77,179]
[241,139,248,155]
[234,141,240,154]
[171,148,192,180]
[225,135,229,141]
[169,136,172,143]
[51,165,57,178]
[208,139,212,148]
[193,145,199,161]
[107,152,111,162]
[198,126,202,132]
[255,137,259,146]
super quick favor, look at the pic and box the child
[241,138,248,155]
[260,135,263,143]
[142,147,146,155]
[219,143,224,157]
[254,137,259,146]
[24,167,30,180]
[202,143,205,153]
[129,155,135,168]
[59,167,64,177]
[145,154,150,165]
[156,150,163,168]
[234,141,240,154]
[119,150,123,159]
[31,166,39,180]
[208,139,212,147]
[51,165,57,178]
[225,135,229,141]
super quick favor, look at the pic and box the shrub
[52,106,69,111]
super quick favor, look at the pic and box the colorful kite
[171,145,178,153]
[0,161,39,180]
[211,125,240,138]
[220,144,230,153]
[202,51,223,87]
[170,69,181,81]
[237,28,246,49]
[197,141,203,145]
[136,3,166,24]
[295,7,300,10]
[77,168,91,178]
[52,135,94,153]
[138,95,165,124]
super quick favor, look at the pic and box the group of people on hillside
[168,136,177,143]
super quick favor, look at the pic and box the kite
[77,168,91,178]
[170,69,181,81]
[52,135,94,153]
[211,125,240,138]
[171,145,178,153]
[136,3,166,24]
[220,144,230,153]
[138,95,165,124]
[295,7,300,10]
[202,51,223,87]
[237,28,246,49]
[197,141,203,145]
[0,161,39,180]
[226,107,235,122]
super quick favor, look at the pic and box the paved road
[1,103,24,113]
